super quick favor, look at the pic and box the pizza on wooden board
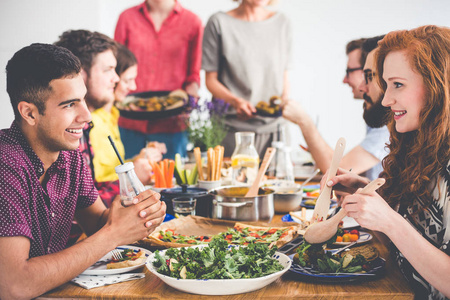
[106,249,147,269]
[149,223,300,248]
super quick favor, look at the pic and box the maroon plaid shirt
[0,122,98,257]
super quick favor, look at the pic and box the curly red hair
[376,25,450,207]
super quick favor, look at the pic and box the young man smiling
[0,43,166,299]
[55,30,154,206]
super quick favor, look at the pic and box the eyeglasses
[345,67,363,77]
[364,70,376,84]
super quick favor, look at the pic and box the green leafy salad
[152,236,284,279]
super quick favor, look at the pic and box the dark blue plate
[163,213,175,222]
[255,109,282,118]
[288,254,385,283]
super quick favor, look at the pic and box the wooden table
[39,215,414,299]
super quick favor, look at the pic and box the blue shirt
[360,125,390,180]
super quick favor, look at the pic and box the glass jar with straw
[108,135,145,206]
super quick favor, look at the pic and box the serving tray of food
[255,95,282,117]
[116,89,191,120]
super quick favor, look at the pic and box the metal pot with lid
[160,184,212,217]
[209,186,275,222]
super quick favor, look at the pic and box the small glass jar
[231,132,259,185]
[115,162,146,207]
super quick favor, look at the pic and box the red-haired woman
[325,25,450,299]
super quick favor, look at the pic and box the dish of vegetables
[289,240,385,282]
[147,236,291,295]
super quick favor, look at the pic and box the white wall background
[1,0,450,153]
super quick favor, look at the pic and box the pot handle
[213,200,253,208]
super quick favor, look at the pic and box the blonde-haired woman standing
[202,0,292,157]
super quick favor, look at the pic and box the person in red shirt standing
[115,0,203,160]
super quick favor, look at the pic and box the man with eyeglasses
[343,38,367,99]
[282,35,390,180]
[358,36,390,131]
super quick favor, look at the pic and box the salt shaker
[115,162,146,206]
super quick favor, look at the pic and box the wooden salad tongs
[312,137,346,222]
[304,177,385,244]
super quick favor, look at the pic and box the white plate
[81,245,151,275]
[290,209,360,230]
[334,231,372,245]
[146,245,291,295]
[262,179,301,191]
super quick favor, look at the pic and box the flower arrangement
[187,98,229,151]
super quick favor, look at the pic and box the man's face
[358,50,389,128]
[343,49,364,99]
[34,74,90,153]
[84,49,120,111]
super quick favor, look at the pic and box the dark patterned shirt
[80,121,119,207]
[393,162,450,300]
[0,122,98,257]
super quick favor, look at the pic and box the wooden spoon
[245,147,276,197]
[304,178,385,244]
[312,137,346,222]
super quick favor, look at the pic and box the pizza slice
[232,222,299,248]
[106,248,147,269]
[147,229,212,248]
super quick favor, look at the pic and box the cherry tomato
[350,229,360,237]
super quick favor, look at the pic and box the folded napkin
[71,273,145,289]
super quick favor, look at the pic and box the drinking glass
[172,197,197,217]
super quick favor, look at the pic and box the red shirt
[115,1,203,134]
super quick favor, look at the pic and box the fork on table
[111,249,123,260]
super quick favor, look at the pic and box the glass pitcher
[231,132,259,185]
[269,141,295,182]
[115,162,146,206]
